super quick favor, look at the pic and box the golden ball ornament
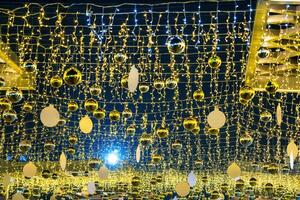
[260,110,272,122]
[281,165,289,173]
[183,116,198,131]
[193,89,205,101]
[57,118,66,126]
[211,191,220,200]
[6,87,23,103]
[257,47,270,59]
[88,159,101,170]
[150,178,157,185]
[114,52,127,64]
[122,108,133,119]
[151,154,162,164]
[265,80,279,93]
[68,135,78,144]
[63,67,82,86]
[109,110,121,121]
[22,61,37,73]
[89,84,102,96]
[139,83,149,93]
[44,141,55,152]
[239,86,255,101]
[236,179,245,189]
[267,163,279,174]
[207,127,219,135]
[127,125,136,135]
[171,140,182,150]
[220,183,229,192]
[139,133,153,146]
[19,140,32,153]
[265,183,273,191]
[50,75,63,88]
[2,109,17,123]
[194,160,203,168]
[156,127,169,138]
[0,97,12,111]
[249,177,257,186]
[191,125,200,134]
[153,79,165,90]
[67,101,78,112]
[165,76,178,89]
[166,36,185,54]
[121,75,129,89]
[131,176,141,187]
[42,169,51,179]
[0,77,5,87]
[208,55,222,68]
[84,98,98,112]
[239,132,253,147]
[67,147,76,155]
[22,102,33,112]
[156,175,163,183]
[93,108,105,120]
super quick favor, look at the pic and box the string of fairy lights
[0,0,299,199]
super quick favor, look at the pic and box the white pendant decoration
[175,182,190,197]
[136,145,141,163]
[87,182,96,195]
[79,115,93,134]
[187,171,197,187]
[207,106,226,129]
[60,152,67,171]
[12,193,25,200]
[99,166,109,179]
[40,105,60,127]
[23,162,37,178]
[227,162,241,179]
[287,140,298,158]
[276,103,282,126]
[128,65,139,93]
[290,152,294,170]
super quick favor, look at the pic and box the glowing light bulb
[106,151,119,165]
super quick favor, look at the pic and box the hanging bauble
[175,182,190,197]
[57,118,66,126]
[166,36,185,54]
[165,76,178,89]
[239,86,255,101]
[153,79,165,90]
[220,183,229,192]
[239,98,249,105]
[156,127,169,138]
[131,176,141,187]
[44,141,55,152]
[0,97,11,111]
[236,179,245,189]
[19,140,32,153]
[63,67,82,86]
[42,170,51,179]
[239,132,253,147]
[22,61,37,73]
[260,111,272,122]
[183,117,198,131]
[193,89,205,101]
[3,109,17,124]
[6,87,23,103]
[257,47,270,59]
[121,75,129,89]
[122,108,133,119]
[191,125,200,134]
[88,159,101,170]
[84,98,98,112]
[89,84,101,96]
[139,133,153,147]
[23,162,37,178]
[211,191,220,200]
[109,110,120,121]
[172,140,182,150]
[50,75,63,88]
[281,165,289,173]
[79,115,93,134]
[156,175,163,183]
[207,127,219,135]
[208,55,222,68]
[93,108,105,120]
[150,178,157,185]
[126,125,136,136]
[22,102,33,112]
[267,163,279,174]
[128,65,139,93]
[67,101,78,112]
[68,135,78,144]
[265,80,279,93]
[152,154,162,164]
[40,105,60,127]
[114,52,127,64]
[51,173,58,179]
[207,107,226,129]
[0,77,5,87]
[249,177,257,186]
[227,162,241,179]
[67,147,75,155]
[265,183,273,193]
[139,83,149,93]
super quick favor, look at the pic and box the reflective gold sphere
[44,141,55,152]
[267,163,279,174]
[156,127,169,138]
[114,52,127,64]
[126,125,136,136]
[63,67,82,86]
[122,108,133,119]
[249,177,257,186]
[23,61,37,73]
[165,77,178,89]
[109,110,121,121]
[89,84,102,96]
[239,86,255,101]
[19,140,32,153]
[67,147,76,155]
[68,135,78,144]
[121,75,129,88]
[257,47,270,59]
[139,83,149,93]
[239,132,253,147]
[260,110,272,122]
[3,109,17,124]
[6,87,23,103]
[193,89,205,101]
[58,118,66,126]
[68,101,78,112]
[23,102,33,112]
[153,79,165,90]
[191,125,200,134]
[50,75,63,88]
[208,55,222,68]
[166,36,185,54]
[131,176,141,187]
[0,97,12,111]
[139,133,152,146]
[207,127,220,135]
[151,154,162,164]
[84,98,98,112]
[183,116,198,131]
[171,140,182,150]
[93,108,106,120]
[265,80,279,93]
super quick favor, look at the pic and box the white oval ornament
[12,193,25,200]
[87,182,96,195]
[175,182,190,197]
[276,103,282,126]
[128,65,139,93]
[207,106,226,129]
[60,152,67,171]
[187,171,197,187]
[99,166,109,179]
[40,105,60,127]
[136,145,141,163]
[79,115,93,134]
[287,140,298,158]
[23,162,37,178]
[227,162,241,179]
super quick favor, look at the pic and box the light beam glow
[106,151,119,165]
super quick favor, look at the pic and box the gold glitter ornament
[166,36,185,54]
[208,55,222,68]
[50,75,63,88]
[93,108,105,120]
[183,117,198,131]
[6,87,23,103]
[84,98,98,112]
[63,67,82,86]
[109,110,121,121]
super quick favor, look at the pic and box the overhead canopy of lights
[0,0,299,199]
